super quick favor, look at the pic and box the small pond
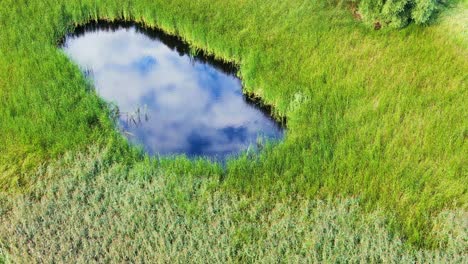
[62,22,284,159]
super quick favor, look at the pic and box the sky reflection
[62,23,283,159]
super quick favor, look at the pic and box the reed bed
[0,148,466,262]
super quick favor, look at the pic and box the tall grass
[0,148,466,263]
[0,0,466,249]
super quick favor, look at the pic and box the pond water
[61,22,284,159]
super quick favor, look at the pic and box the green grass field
[0,0,467,261]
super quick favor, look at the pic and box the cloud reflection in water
[62,24,283,159]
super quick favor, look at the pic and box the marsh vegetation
[0,0,466,262]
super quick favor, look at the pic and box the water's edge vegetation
[0,0,467,261]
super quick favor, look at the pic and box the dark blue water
[62,22,283,159]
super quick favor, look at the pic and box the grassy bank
[0,0,467,255]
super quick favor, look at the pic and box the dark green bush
[358,0,442,28]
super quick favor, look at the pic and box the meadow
[0,148,466,262]
[0,0,467,261]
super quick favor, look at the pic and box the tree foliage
[358,0,442,28]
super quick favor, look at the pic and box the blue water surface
[62,23,283,159]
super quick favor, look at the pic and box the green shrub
[358,0,441,28]
[412,0,440,23]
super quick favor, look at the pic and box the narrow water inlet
[61,21,284,160]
